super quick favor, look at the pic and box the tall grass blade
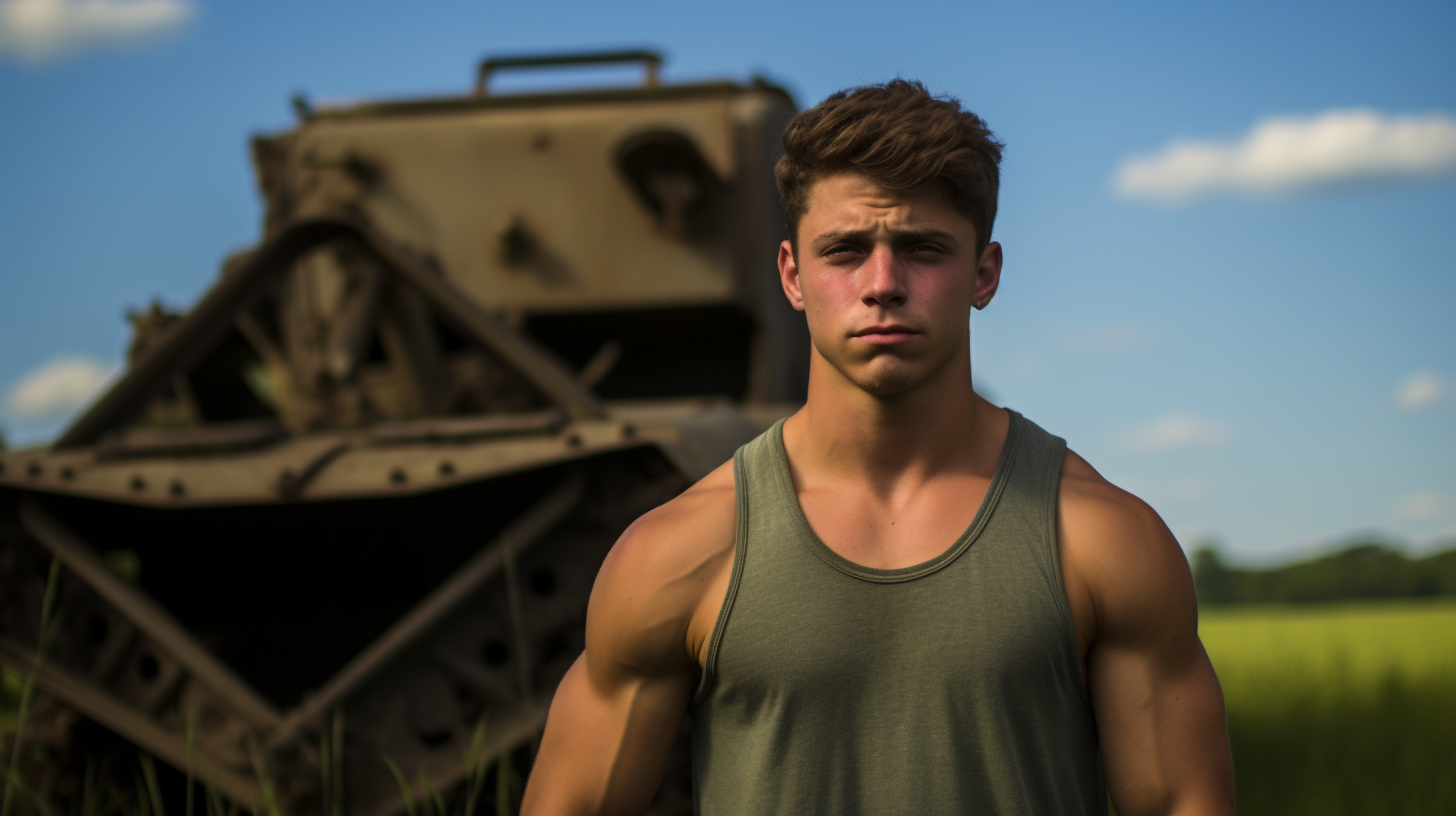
[419,774,446,816]
[331,709,344,816]
[140,754,166,816]
[81,757,100,816]
[461,717,489,816]
[493,751,518,816]
[204,781,228,816]
[1,557,63,816]
[204,782,219,816]
[4,771,59,816]
[246,742,279,816]
[382,756,417,816]
[133,772,151,816]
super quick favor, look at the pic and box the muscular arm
[1059,452,1235,816]
[521,463,737,816]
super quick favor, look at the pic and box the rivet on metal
[169,480,186,497]
[438,460,456,477]
[390,468,408,485]
[60,466,76,481]
[129,475,147,492]
[27,462,42,478]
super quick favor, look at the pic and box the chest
[794,476,993,569]
[710,540,1077,713]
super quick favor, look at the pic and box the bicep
[522,652,691,816]
[1074,492,1233,816]
[521,507,712,816]
[1091,632,1232,816]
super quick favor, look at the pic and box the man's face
[779,172,1001,397]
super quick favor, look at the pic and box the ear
[778,240,806,312]
[972,241,1003,310]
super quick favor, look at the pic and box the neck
[784,344,1007,490]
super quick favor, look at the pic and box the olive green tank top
[690,411,1105,815]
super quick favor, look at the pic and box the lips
[852,324,920,344]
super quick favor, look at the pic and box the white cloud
[5,356,118,419]
[1116,414,1231,452]
[1112,109,1456,203]
[1394,492,1443,522]
[0,0,193,63]
[1396,371,1445,410]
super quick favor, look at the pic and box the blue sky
[1,1,1452,562]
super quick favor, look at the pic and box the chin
[849,363,925,397]
[813,338,950,397]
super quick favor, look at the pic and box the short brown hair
[776,79,1004,255]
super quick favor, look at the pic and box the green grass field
[1200,600,1456,815]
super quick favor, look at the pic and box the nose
[861,243,907,307]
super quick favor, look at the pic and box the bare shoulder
[597,457,738,603]
[1058,448,1183,575]
[585,457,739,680]
[1057,448,1198,648]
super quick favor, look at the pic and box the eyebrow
[810,227,962,252]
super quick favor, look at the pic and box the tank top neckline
[765,410,1024,583]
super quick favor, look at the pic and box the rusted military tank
[0,51,804,815]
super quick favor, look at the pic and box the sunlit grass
[1201,600,1456,815]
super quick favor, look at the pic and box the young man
[521,80,1235,816]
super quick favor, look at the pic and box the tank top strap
[735,417,796,534]
[993,410,1068,547]
[694,420,795,702]
[988,411,1077,685]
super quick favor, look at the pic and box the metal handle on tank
[474,49,663,97]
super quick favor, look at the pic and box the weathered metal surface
[0,403,759,507]
[0,50,802,815]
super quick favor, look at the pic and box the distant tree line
[1193,541,1456,605]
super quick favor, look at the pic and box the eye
[907,243,946,256]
